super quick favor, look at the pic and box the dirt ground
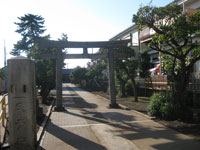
[90,91,200,142]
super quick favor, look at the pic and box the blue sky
[0,0,173,68]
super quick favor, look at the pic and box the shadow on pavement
[65,108,200,150]
[46,84,200,150]
[45,120,107,150]
[63,96,98,109]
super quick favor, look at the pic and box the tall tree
[133,4,200,108]
[114,47,139,101]
[86,59,108,91]
[11,14,46,56]
[11,14,56,104]
[115,67,129,97]
[0,68,6,80]
[33,47,56,104]
[70,66,88,86]
[139,50,154,91]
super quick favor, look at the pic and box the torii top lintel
[36,38,131,49]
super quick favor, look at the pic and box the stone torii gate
[36,38,131,111]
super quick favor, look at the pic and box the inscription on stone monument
[8,57,36,150]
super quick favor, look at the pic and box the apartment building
[110,0,199,76]
[110,24,140,56]
[140,0,200,73]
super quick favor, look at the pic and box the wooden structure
[146,75,168,90]
[143,74,200,92]
[36,38,131,110]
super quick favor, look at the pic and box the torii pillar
[54,49,65,111]
[108,48,119,108]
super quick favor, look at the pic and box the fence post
[7,56,36,150]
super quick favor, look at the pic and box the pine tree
[11,14,46,56]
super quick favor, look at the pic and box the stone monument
[7,57,36,150]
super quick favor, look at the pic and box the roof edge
[110,24,138,41]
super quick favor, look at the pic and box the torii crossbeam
[36,38,131,111]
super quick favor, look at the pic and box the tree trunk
[172,70,191,120]
[120,81,126,97]
[174,77,188,107]
[131,78,138,102]
[116,73,127,97]
[40,87,50,104]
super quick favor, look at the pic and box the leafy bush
[148,92,181,120]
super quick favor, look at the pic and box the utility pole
[4,40,6,67]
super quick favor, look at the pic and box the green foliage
[11,13,57,103]
[11,14,46,56]
[125,80,133,96]
[124,79,140,96]
[35,58,56,102]
[86,60,108,91]
[0,68,6,79]
[133,3,200,108]
[70,66,88,86]
[115,70,128,97]
[139,50,152,78]
[148,92,181,120]
[114,47,139,101]
[58,33,68,41]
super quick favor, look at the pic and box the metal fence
[188,73,200,92]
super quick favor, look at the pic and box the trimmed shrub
[148,92,181,120]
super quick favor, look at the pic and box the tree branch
[184,44,196,58]
[150,44,181,60]
[172,58,177,77]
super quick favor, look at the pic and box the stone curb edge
[118,103,156,120]
[95,94,155,120]
[36,100,55,148]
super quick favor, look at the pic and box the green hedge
[148,92,181,120]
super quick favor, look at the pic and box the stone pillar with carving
[7,57,36,150]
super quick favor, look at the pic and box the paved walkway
[39,83,200,150]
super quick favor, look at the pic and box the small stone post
[108,48,118,108]
[54,49,65,111]
[7,57,36,150]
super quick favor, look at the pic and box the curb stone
[95,94,155,120]
[37,100,55,149]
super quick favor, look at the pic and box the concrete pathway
[39,83,200,150]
